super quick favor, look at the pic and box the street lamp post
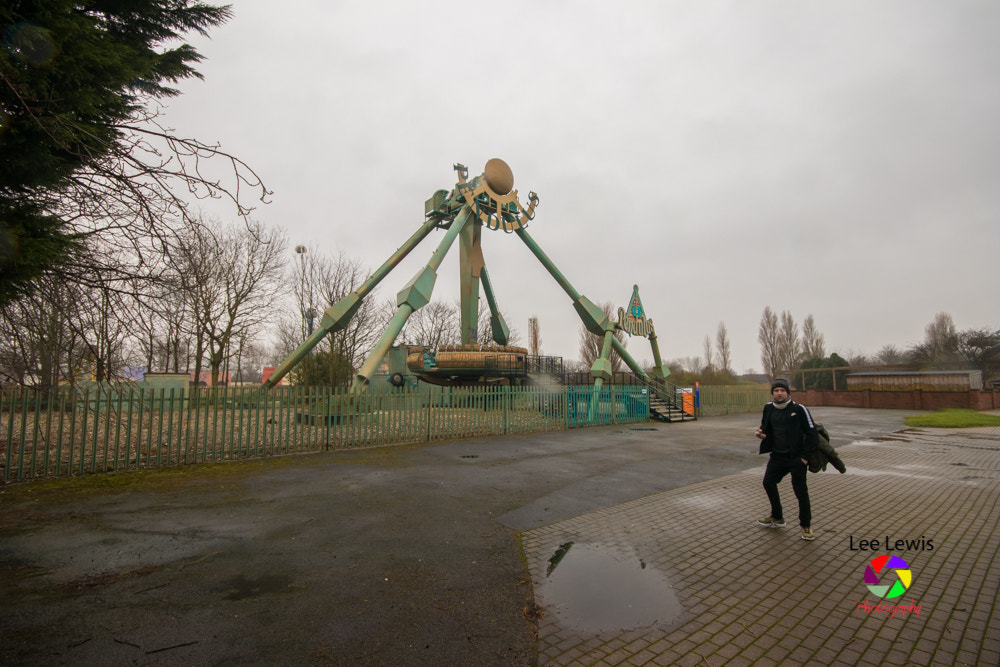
[294,245,309,338]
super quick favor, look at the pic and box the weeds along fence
[1,383,650,484]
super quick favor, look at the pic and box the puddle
[849,439,887,447]
[536,542,683,633]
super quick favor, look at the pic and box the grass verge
[904,409,1000,428]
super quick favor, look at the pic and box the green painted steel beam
[459,218,482,345]
[479,266,510,345]
[351,304,415,392]
[648,330,670,380]
[587,331,616,422]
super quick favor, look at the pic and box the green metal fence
[695,385,771,416]
[1,383,650,484]
[566,385,650,427]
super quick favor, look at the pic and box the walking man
[755,377,820,540]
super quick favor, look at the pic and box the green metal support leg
[479,267,509,345]
[459,219,483,345]
[648,331,670,382]
[587,331,615,422]
[351,305,415,392]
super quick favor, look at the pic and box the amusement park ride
[264,160,683,422]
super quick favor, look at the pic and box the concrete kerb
[1,408,997,666]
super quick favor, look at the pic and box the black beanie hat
[771,377,790,392]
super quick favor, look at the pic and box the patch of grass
[0,441,432,505]
[904,409,1000,428]
[0,457,299,505]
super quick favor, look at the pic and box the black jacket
[758,400,819,459]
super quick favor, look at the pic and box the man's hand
[755,428,765,440]
[801,459,808,465]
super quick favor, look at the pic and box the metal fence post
[425,388,432,442]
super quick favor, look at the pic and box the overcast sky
[164,0,999,373]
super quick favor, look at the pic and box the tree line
[0,227,526,388]
[585,307,998,389]
[755,309,998,389]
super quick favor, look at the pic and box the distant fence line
[694,385,771,417]
[1,384,653,484]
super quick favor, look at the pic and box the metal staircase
[646,378,696,422]
[525,355,565,389]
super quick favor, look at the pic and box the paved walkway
[524,425,1000,666]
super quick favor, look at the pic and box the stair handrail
[639,375,684,410]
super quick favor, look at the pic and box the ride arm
[479,266,510,345]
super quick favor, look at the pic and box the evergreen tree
[801,353,849,390]
[1,1,260,303]
[958,328,1000,383]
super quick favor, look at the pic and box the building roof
[847,370,980,377]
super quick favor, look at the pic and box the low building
[846,370,983,392]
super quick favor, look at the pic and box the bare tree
[703,335,716,373]
[400,300,461,349]
[801,314,826,362]
[875,344,904,365]
[908,312,963,369]
[0,274,136,387]
[528,316,541,356]
[578,301,625,372]
[715,322,732,376]
[474,301,521,347]
[155,282,193,374]
[664,356,703,378]
[0,279,83,387]
[231,335,272,384]
[389,297,522,352]
[846,350,872,367]
[73,283,132,382]
[758,306,780,378]
[172,219,287,386]
[306,249,382,374]
[777,310,801,374]
[924,312,959,356]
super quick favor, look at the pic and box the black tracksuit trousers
[762,452,811,528]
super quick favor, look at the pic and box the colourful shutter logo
[864,555,912,599]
